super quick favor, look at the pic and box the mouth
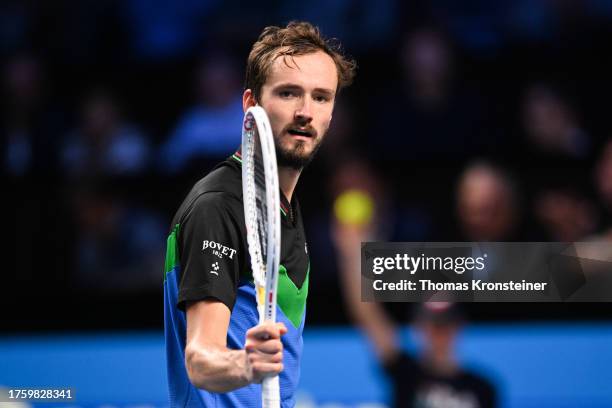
[287,127,315,139]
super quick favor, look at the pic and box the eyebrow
[274,83,335,96]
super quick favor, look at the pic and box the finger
[252,362,284,376]
[246,338,283,354]
[255,339,283,355]
[247,350,283,366]
[247,322,281,340]
[276,322,288,335]
[245,339,255,352]
[269,351,283,363]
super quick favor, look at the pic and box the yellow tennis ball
[334,190,374,226]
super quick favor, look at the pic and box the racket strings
[244,126,269,288]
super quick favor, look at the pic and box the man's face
[420,321,459,358]
[256,51,338,169]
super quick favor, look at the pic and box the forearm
[355,302,400,362]
[185,343,251,393]
[337,243,399,361]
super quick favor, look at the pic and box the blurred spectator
[312,156,391,283]
[456,162,520,241]
[593,138,612,239]
[384,303,497,408]
[595,139,612,213]
[403,28,453,110]
[518,84,597,242]
[61,89,151,177]
[72,185,166,290]
[534,187,598,241]
[366,27,488,160]
[158,54,243,174]
[3,53,63,176]
[332,199,500,408]
[521,84,590,159]
[330,157,399,362]
[329,156,392,241]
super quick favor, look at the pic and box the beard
[275,128,325,170]
[275,139,322,170]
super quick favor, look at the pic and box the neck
[423,350,457,376]
[278,166,302,202]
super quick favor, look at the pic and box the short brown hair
[245,21,356,101]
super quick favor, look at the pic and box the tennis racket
[241,106,282,408]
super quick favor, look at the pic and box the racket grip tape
[262,375,280,408]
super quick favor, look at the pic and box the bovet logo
[202,240,237,259]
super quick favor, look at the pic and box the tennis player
[163,21,355,407]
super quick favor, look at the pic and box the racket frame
[241,106,282,408]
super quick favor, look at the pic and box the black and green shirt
[163,153,310,407]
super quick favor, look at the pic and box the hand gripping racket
[241,106,282,408]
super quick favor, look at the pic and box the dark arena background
[2,1,612,407]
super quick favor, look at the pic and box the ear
[243,89,256,112]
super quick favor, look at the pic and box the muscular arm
[185,299,286,393]
[185,300,249,392]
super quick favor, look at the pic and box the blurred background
[2,0,612,407]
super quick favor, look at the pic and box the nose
[294,97,313,124]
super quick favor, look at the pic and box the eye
[314,94,331,103]
[279,90,296,98]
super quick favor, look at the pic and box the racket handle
[262,375,280,408]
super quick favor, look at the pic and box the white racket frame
[241,106,281,408]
